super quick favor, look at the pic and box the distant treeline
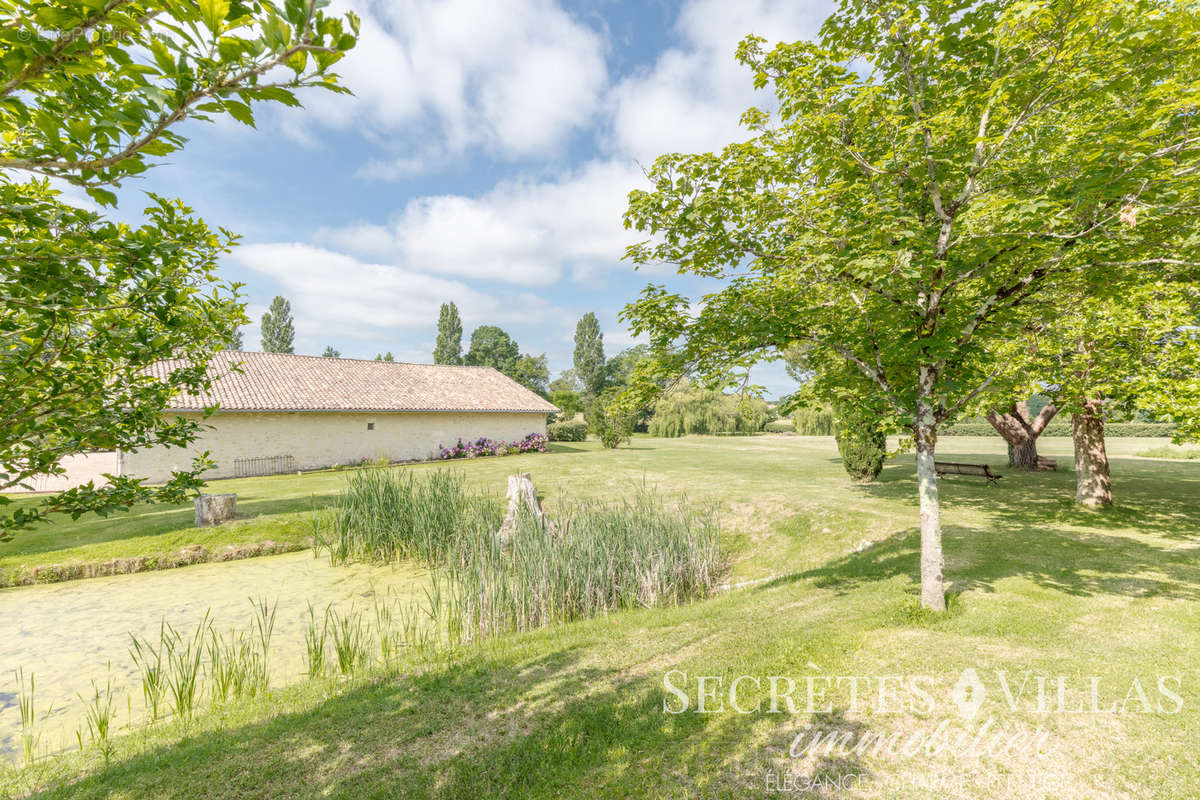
[939,421,1176,438]
[790,406,1176,438]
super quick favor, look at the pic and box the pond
[0,551,428,760]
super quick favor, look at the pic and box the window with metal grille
[232,454,296,478]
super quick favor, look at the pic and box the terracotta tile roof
[148,351,558,414]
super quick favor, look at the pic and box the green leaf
[223,100,255,127]
[149,36,175,75]
[85,187,118,207]
[198,0,231,33]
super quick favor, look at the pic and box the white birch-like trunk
[915,369,946,611]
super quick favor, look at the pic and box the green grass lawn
[1,435,1188,583]
[4,435,1199,798]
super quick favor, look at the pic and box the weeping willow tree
[793,405,835,435]
[648,385,770,438]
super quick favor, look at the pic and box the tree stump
[497,473,549,545]
[194,493,237,527]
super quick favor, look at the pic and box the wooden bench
[935,461,1003,485]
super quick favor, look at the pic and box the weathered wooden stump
[497,473,549,545]
[194,493,237,527]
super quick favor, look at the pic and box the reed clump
[312,468,725,642]
[312,469,499,566]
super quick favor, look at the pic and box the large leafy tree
[511,353,551,396]
[984,399,1059,469]
[464,325,548,394]
[0,0,357,537]
[260,295,295,353]
[622,0,1200,609]
[433,302,463,365]
[573,312,607,398]
[464,325,519,373]
[997,281,1200,505]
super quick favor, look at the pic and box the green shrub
[586,392,634,449]
[548,419,588,442]
[548,390,584,421]
[793,405,835,435]
[765,418,795,433]
[834,407,887,483]
[647,386,769,437]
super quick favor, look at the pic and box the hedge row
[548,419,589,442]
[940,421,1176,437]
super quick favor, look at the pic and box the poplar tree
[260,296,295,354]
[434,302,463,364]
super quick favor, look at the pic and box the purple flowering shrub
[437,433,548,461]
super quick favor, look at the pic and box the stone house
[37,351,557,489]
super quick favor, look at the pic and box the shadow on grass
[857,454,1200,541]
[783,518,1200,603]
[758,709,872,799]
[546,444,589,453]
[21,641,866,800]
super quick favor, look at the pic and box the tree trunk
[1073,399,1112,506]
[497,473,549,545]
[986,400,1058,469]
[1009,437,1038,469]
[194,493,237,526]
[915,371,945,611]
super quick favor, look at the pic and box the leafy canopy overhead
[622,0,1200,429]
[0,0,358,206]
[0,0,358,537]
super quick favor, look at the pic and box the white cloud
[308,0,833,291]
[231,0,833,387]
[315,159,644,286]
[229,243,560,347]
[607,0,829,162]
[286,0,608,162]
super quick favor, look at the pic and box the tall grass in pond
[445,489,723,638]
[14,668,48,765]
[327,607,370,675]
[304,603,330,677]
[76,669,116,765]
[129,623,167,722]
[164,613,208,721]
[311,468,725,642]
[313,468,499,566]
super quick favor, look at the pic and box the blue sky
[95,0,837,397]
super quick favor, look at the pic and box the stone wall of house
[18,451,121,494]
[120,410,549,484]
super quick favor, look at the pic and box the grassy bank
[1,436,1197,797]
